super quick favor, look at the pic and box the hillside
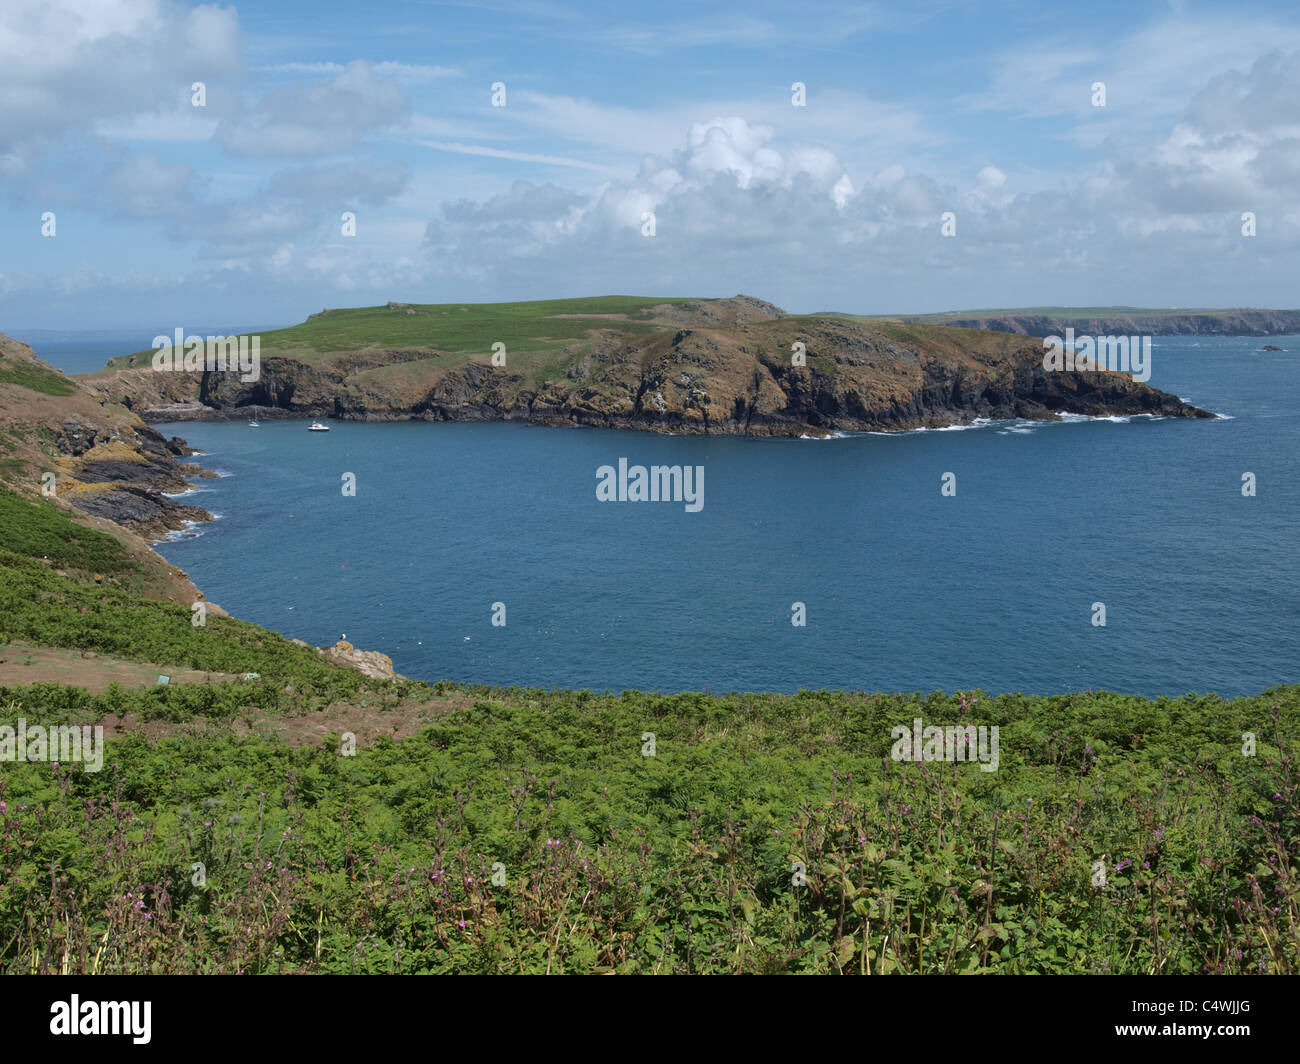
[75,295,1212,434]
[889,307,1300,337]
[0,332,220,593]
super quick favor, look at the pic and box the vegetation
[0,489,1295,975]
[0,358,77,396]
[0,683,1295,974]
[0,491,141,580]
[97,296,698,370]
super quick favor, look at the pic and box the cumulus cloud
[414,80,1300,313]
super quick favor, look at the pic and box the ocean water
[26,327,284,376]
[153,336,1299,697]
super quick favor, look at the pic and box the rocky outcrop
[62,484,211,542]
[293,639,401,680]
[0,331,213,537]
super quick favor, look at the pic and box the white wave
[157,519,206,543]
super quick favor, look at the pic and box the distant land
[880,306,1300,337]
[72,295,1210,437]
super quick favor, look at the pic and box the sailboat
[248,404,260,427]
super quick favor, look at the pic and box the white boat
[248,404,260,427]
[308,421,330,432]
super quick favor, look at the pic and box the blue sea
[135,336,1297,697]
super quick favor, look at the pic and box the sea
[41,334,1299,697]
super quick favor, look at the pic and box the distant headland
[73,295,1217,437]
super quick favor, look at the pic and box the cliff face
[76,297,1212,434]
[898,309,1300,337]
[0,331,212,540]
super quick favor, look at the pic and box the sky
[2,0,1299,332]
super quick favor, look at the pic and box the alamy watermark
[0,718,104,772]
[50,996,150,1044]
[891,716,999,772]
[596,459,704,512]
[152,327,261,382]
[1042,328,1151,382]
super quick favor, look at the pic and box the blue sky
[2,0,1299,331]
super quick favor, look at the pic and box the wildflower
[457,919,467,929]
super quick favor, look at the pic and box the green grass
[97,296,698,371]
[0,359,76,395]
[0,491,141,579]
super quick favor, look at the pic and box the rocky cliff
[76,296,1213,434]
[0,331,213,539]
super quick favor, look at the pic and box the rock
[54,417,101,456]
[324,641,401,680]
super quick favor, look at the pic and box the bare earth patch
[0,642,242,693]
[93,692,475,748]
